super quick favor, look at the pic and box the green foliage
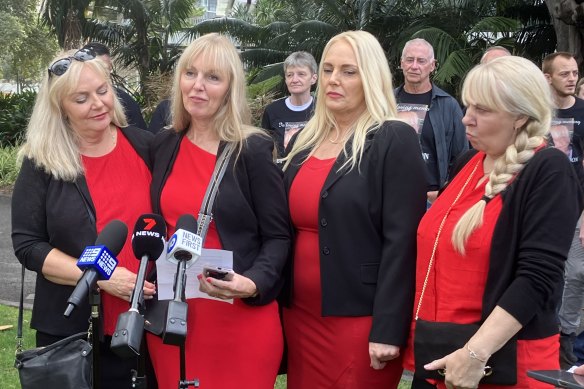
[0,305,34,388]
[192,0,554,97]
[0,91,36,147]
[0,145,20,188]
[0,0,58,88]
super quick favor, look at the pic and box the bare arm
[41,248,82,286]
[424,306,521,389]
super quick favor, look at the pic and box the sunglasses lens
[73,49,95,61]
[49,58,72,76]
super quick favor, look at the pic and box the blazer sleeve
[241,135,292,305]
[369,122,428,345]
[11,158,53,273]
[496,150,583,325]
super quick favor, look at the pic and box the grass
[0,145,19,190]
[0,304,411,389]
[0,305,34,389]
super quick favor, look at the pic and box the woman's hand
[97,267,156,302]
[424,347,487,389]
[198,273,257,299]
[369,342,400,370]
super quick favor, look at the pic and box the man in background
[394,38,467,203]
[480,45,511,64]
[543,51,584,369]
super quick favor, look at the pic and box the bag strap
[16,264,25,354]
[197,142,234,241]
[415,159,481,320]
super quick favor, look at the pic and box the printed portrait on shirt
[550,119,575,161]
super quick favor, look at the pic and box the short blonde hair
[20,51,127,181]
[452,56,551,254]
[170,33,263,147]
[284,30,398,171]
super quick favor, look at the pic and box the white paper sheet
[156,248,234,303]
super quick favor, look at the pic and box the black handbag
[14,265,93,389]
[414,320,517,385]
[144,143,234,336]
[413,161,517,385]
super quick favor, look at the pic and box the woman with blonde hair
[12,48,154,388]
[406,56,582,389]
[147,33,291,388]
[282,30,427,388]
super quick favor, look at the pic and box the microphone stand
[163,258,199,388]
[89,289,101,389]
[111,255,148,359]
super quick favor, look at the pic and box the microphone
[163,214,201,345]
[64,220,127,317]
[166,214,202,268]
[111,214,166,358]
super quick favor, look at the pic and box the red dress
[403,151,559,389]
[146,137,283,389]
[82,128,152,335]
[283,156,404,389]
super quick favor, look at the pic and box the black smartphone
[202,266,234,281]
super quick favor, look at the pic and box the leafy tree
[545,0,584,67]
[191,0,555,98]
[0,0,58,91]
[38,0,203,105]
[40,0,91,49]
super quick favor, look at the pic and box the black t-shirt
[396,89,439,190]
[554,97,584,189]
[261,97,314,157]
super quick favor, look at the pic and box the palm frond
[411,27,462,66]
[433,49,473,87]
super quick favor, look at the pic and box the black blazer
[283,120,427,345]
[11,126,152,336]
[150,130,291,305]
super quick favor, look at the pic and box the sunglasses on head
[48,48,96,78]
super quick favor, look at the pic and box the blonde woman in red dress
[147,33,291,389]
[282,30,427,388]
[405,56,583,389]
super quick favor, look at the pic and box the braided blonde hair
[452,56,551,254]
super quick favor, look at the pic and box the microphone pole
[63,219,128,389]
[164,214,202,345]
[111,214,166,359]
[164,214,202,388]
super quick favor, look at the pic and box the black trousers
[36,332,157,389]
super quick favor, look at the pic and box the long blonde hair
[19,52,127,181]
[452,56,551,254]
[170,33,264,148]
[283,30,398,171]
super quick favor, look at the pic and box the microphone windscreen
[95,219,128,255]
[132,214,167,260]
[176,214,198,234]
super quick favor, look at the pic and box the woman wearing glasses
[11,49,154,388]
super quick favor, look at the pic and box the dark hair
[82,42,110,56]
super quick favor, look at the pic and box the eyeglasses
[48,49,96,78]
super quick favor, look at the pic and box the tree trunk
[63,8,83,50]
[545,0,584,67]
